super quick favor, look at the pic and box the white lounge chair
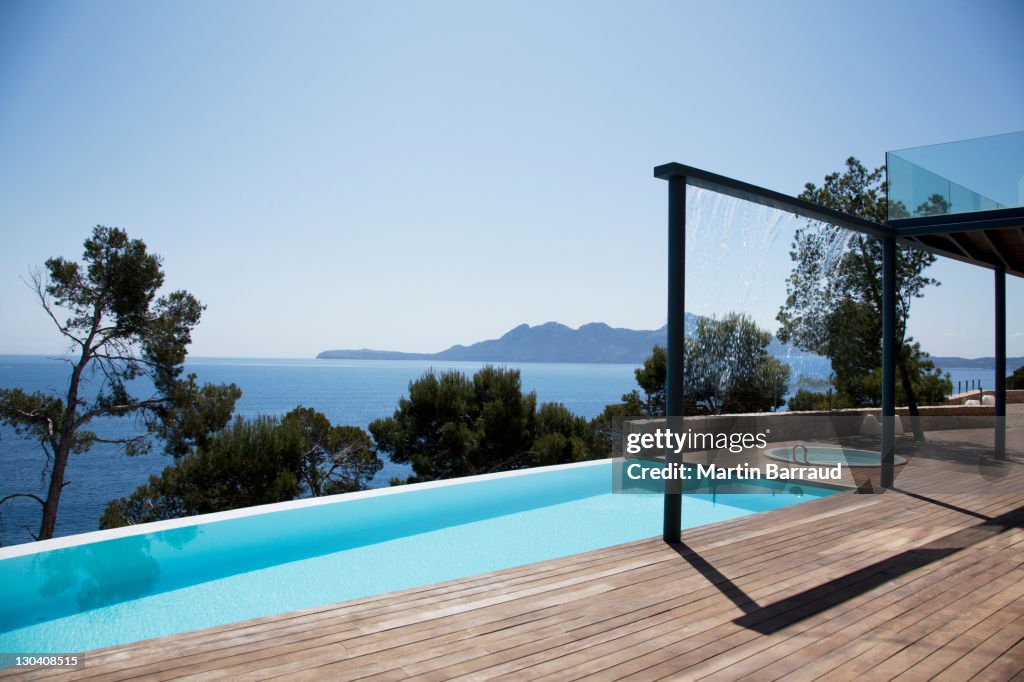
[860,414,881,436]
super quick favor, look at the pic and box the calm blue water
[0,460,836,654]
[0,356,641,546]
[0,354,1003,546]
[945,369,1001,395]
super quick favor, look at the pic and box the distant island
[318,322,1024,369]
[317,317,815,364]
[930,356,1024,371]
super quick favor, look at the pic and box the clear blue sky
[1,0,1022,358]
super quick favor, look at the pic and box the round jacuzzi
[764,446,907,467]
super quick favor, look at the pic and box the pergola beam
[996,268,1006,460]
[881,236,897,488]
[948,233,988,263]
[656,163,897,540]
[654,163,893,238]
[895,233,1024,278]
[979,231,1012,271]
[942,234,974,259]
[663,175,685,543]
[889,206,1024,235]
[655,161,1020,541]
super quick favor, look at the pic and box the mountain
[317,316,816,364]
[431,321,670,363]
[930,356,1024,371]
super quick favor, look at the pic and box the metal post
[664,175,685,542]
[881,236,896,488]
[995,268,1006,460]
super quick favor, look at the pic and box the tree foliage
[532,402,592,466]
[776,158,950,426]
[153,374,242,458]
[282,406,382,496]
[787,390,832,412]
[599,313,790,421]
[0,227,236,541]
[100,416,303,528]
[100,409,382,528]
[618,347,667,417]
[686,314,791,414]
[369,365,594,483]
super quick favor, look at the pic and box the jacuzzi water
[0,460,837,654]
[764,446,908,467]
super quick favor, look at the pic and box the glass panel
[887,130,1024,220]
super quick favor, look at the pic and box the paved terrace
[5,409,1024,681]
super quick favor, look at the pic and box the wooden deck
[6,421,1024,681]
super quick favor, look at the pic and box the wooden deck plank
[602,542,1022,681]
[976,637,1024,681]
[678,538,1024,682]
[516,493,1019,679]
[929,609,1024,681]
[760,558,1024,682]
[802,551,1024,681]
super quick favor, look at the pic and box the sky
[1,0,1022,359]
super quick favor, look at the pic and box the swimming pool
[764,446,908,467]
[0,459,838,654]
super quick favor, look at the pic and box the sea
[0,354,1005,547]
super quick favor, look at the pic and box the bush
[101,410,381,528]
[369,366,597,483]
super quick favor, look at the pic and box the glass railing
[886,131,1024,220]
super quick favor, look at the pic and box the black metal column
[995,267,1006,460]
[881,235,896,488]
[664,175,685,542]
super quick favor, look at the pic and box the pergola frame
[654,162,1017,544]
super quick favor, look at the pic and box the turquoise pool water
[0,461,837,654]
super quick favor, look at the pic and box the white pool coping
[0,459,610,561]
[762,446,909,468]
